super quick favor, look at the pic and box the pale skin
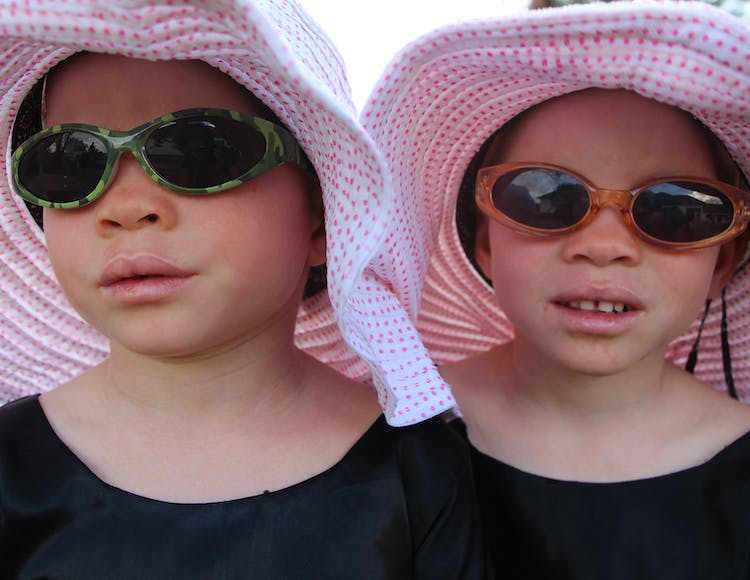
[38,54,380,503]
[442,89,750,483]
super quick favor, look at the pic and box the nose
[94,155,178,235]
[560,205,642,267]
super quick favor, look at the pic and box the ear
[307,181,326,268]
[707,233,748,298]
[474,213,492,282]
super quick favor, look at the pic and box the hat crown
[250,0,354,110]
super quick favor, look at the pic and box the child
[0,1,488,577]
[362,2,750,578]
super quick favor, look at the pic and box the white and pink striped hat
[0,0,452,425]
[362,1,750,402]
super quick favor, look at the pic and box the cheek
[487,225,548,281]
[653,248,719,302]
[201,189,316,271]
[486,225,550,309]
[43,209,89,274]
[41,209,97,314]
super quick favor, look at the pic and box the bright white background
[300,0,530,110]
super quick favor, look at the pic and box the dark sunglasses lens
[491,168,590,229]
[632,182,735,243]
[18,131,108,203]
[145,117,267,189]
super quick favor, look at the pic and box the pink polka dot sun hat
[361,1,750,402]
[0,0,451,425]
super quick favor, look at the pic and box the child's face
[41,54,325,358]
[474,89,738,376]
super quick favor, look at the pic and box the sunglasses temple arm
[274,126,310,172]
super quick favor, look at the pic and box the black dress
[454,420,750,579]
[0,396,491,580]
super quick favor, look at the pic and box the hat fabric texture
[0,0,452,425]
[361,1,750,402]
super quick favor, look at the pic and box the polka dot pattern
[361,1,750,403]
[0,0,450,426]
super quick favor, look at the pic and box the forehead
[483,89,717,181]
[44,53,266,128]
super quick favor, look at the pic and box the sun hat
[361,0,750,402]
[0,0,452,425]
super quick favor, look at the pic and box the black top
[0,396,490,580]
[454,420,750,580]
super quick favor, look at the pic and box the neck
[91,332,312,422]
[501,339,673,424]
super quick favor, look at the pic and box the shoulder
[0,395,60,506]
[0,394,72,481]
[372,417,488,563]
[370,415,474,498]
[345,413,472,484]
[0,395,43,435]
[0,394,75,471]
[668,368,750,468]
[0,395,60,470]
[694,392,750,467]
[380,414,470,461]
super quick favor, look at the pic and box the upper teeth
[568,300,626,313]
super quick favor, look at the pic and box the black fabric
[0,396,491,580]
[452,419,750,579]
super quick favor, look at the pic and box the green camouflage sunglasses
[11,108,310,209]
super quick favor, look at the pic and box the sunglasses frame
[11,107,310,209]
[476,162,750,250]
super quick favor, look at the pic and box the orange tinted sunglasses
[476,162,750,250]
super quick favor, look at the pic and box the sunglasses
[475,162,750,250]
[11,108,310,209]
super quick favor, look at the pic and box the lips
[99,255,193,287]
[552,287,644,316]
[549,287,646,336]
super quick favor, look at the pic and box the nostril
[96,212,162,233]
